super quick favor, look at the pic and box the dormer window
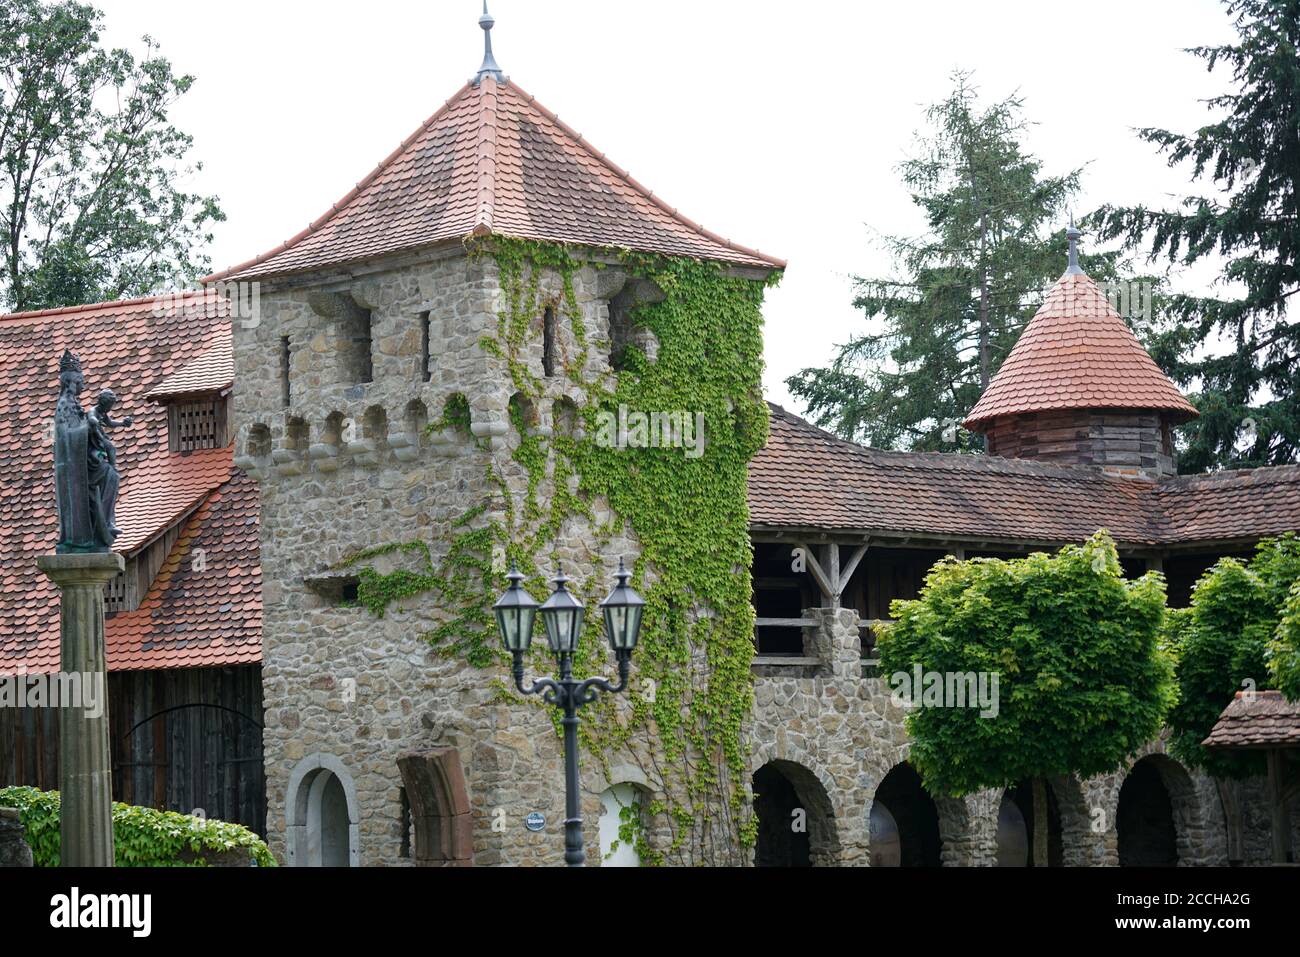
[168,394,229,451]
[145,335,236,452]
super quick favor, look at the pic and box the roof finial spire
[1065,212,1084,275]
[475,2,504,84]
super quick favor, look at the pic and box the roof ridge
[504,79,785,269]
[770,402,1142,482]
[473,74,498,236]
[0,288,219,324]
[202,82,477,284]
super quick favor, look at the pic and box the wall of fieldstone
[233,244,1290,868]
[232,249,668,867]
[748,604,1284,867]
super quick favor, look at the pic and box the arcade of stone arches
[750,752,1214,868]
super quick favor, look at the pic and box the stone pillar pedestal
[36,552,122,868]
[805,606,861,678]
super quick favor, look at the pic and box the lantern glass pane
[603,606,626,650]
[545,606,584,653]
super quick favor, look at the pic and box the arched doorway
[1006,779,1064,866]
[752,759,838,867]
[286,753,360,867]
[870,764,941,866]
[1117,756,1179,866]
[995,791,1029,867]
[597,783,646,867]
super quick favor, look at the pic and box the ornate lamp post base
[37,551,122,868]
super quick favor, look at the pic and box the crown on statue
[59,349,83,376]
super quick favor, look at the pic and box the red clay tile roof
[752,404,1300,548]
[206,75,783,283]
[964,272,1199,429]
[1153,466,1300,545]
[108,469,261,671]
[1203,691,1300,749]
[144,330,233,401]
[113,445,236,554]
[0,292,261,673]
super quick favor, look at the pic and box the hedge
[0,786,275,867]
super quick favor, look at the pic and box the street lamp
[494,558,645,866]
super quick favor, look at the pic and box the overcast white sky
[96,0,1238,412]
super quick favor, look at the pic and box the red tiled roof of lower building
[206,75,782,284]
[1203,691,1300,749]
[144,330,233,401]
[751,404,1300,548]
[0,291,260,673]
[1152,465,1300,545]
[108,468,261,671]
[750,404,1158,544]
[964,273,1199,428]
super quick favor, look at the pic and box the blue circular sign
[525,812,546,832]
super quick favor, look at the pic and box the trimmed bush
[0,786,275,867]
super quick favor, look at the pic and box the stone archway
[871,763,942,867]
[396,748,473,866]
[285,753,360,867]
[1117,754,1203,867]
[752,759,840,867]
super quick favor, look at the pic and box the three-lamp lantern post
[494,558,644,866]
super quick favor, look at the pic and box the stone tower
[963,224,1198,479]
[212,11,781,866]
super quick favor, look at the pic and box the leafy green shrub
[1272,581,1300,701]
[0,786,275,867]
[878,531,1174,796]
[1171,533,1300,777]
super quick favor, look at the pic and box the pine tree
[1090,0,1300,472]
[786,73,1100,451]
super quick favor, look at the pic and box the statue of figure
[53,351,131,553]
[86,388,133,546]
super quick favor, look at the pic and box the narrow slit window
[420,312,432,383]
[542,306,557,378]
[353,309,374,384]
[280,336,291,408]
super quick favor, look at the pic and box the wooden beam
[828,544,841,609]
[799,543,836,601]
[839,544,868,590]
[1267,749,1294,865]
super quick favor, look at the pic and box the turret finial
[1065,212,1084,275]
[475,2,504,84]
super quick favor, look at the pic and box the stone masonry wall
[749,605,1284,866]
[233,249,672,866]
[232,246,1286,867]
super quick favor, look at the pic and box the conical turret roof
[964,267,1197,430]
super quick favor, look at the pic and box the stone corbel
[272,446,304,477]
[346,438,381,468]
[308,442,344,472]
[389,431,422,462]
[233,454,268,482]
[470,419,508,452]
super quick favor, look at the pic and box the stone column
[805,606,861,678]
[36,552,122,867]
